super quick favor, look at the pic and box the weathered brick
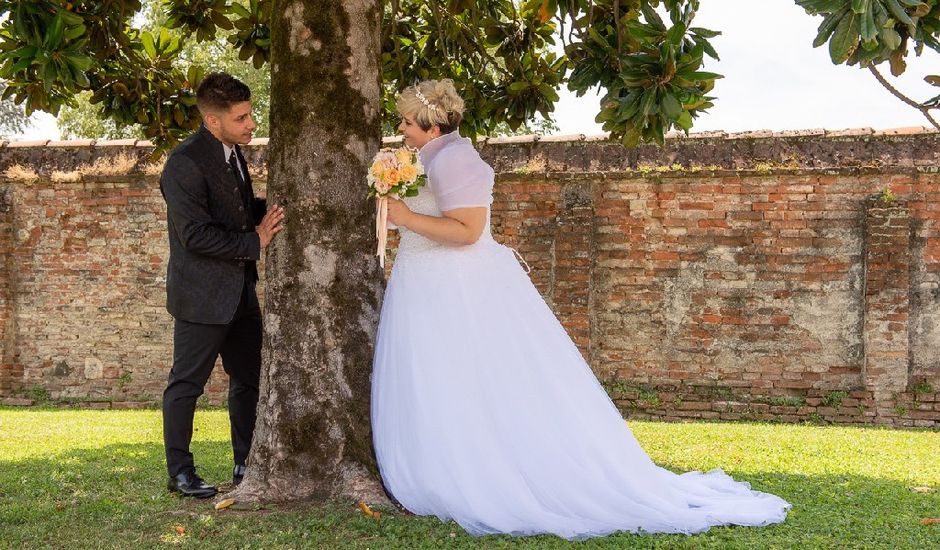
[1,133,938,427]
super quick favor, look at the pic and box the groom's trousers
[162,280,262,477]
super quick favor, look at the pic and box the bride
[370,79,790,540]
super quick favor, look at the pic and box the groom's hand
[257,205,285,248]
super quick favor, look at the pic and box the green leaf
[680,71,723,81]
[829,10,860,63]
[878,26,901,50]
[621,125,642,147]
[41,62,58,87]
[796,0,851,13]
[661,92,682,118]
[640,88,657,117]
[641,2,667,31]
[58,10,84,26]
[814,7,848,48]
[45,16,65,50]
[666,22,687,45]
[231,4,251,18]
[885,0,914,25]
[860,2,877,42]
[8,57,34,74]
[689,27,721,39]
[65,54,93,72]
[675,111,693,130]
[537,83,559,102]
[63,24,86,41]
[141,32,156,60]
[72,69,90,88]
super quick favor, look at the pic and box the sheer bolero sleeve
[419,132,494,212]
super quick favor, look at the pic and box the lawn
[0,407,938,549]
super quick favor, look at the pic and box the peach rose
[399,164,418,182]
[395,148,414,164]
[381,168,400,187]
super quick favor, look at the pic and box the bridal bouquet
[368,147,426,267]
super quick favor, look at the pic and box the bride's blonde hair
[396,79,464,134]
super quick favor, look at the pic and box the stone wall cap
[685,130,728,139]
[825,127,874,137]
[2,126,939,153]
[6,139,50,148]
[775,128,826,137]
[538,133,586,143]
[48,139,97,147]
[95,139,141,147]
[486,134,540,144]
[728,129,775,139]
[873,126,936,136]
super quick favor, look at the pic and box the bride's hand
[387,197,412,228]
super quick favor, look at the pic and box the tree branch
[868,64,940,131]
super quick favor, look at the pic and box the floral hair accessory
[414,89,441,113]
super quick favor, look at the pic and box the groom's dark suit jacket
[160,126,266,324]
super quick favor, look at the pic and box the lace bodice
[396,130,495,256]
[397,186,493,255]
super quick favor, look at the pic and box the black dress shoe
[167,469,217,498]
[233,464,247,486]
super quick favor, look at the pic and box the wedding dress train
[371,132,789,539]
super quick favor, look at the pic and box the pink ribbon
[375,196,388,268]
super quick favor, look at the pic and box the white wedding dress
[371,131,790,539]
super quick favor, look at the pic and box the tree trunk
[228,0,388,504]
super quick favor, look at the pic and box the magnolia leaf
[829,10,860,63]
[214,498,236,510]
[889,47,907,75]
[661,92,682,119]
[885,0,914,25]
[357,501,382,519]
[675,111,694,130]
[141,32,156,60]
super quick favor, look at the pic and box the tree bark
[227,0,388,504]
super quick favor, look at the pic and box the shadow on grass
[1,441,938,549]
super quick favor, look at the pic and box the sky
[13,0,940,140]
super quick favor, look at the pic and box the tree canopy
[796,0,940,129]
[2,1,940,145]
[0,0,725,150]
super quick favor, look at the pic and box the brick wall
[1,129,938,426]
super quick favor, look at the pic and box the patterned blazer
[160,126,266,324]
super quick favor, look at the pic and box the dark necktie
[229,149,252,207]
[229,149,245,185]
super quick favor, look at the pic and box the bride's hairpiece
[414,89,442,113]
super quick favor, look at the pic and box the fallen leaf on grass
[922,518,940,525]
[358,501,381,519]
[214,498,236,510]
[911,486,937,493]
[174,525,186,535]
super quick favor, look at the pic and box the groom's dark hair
[196,72,251,114]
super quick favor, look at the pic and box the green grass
[0,408,938,549]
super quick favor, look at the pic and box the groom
[160,72,284,498]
